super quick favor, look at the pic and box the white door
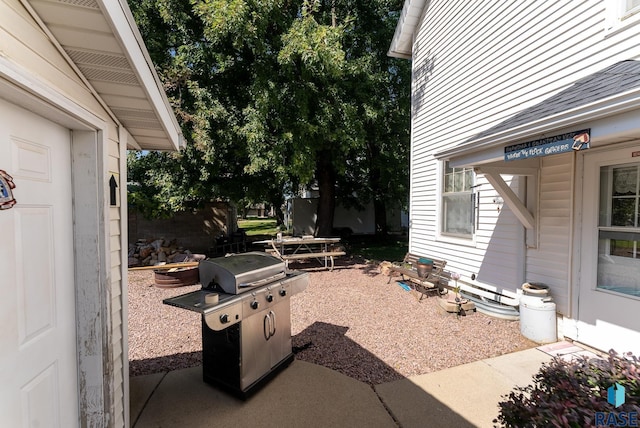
[577,146,640,355]
[0,99,79,427]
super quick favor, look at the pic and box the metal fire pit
[153,266,200,288]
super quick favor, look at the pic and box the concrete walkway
[130,342,597,428]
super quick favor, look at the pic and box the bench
[281,251,346,271]
[387,253,447,300]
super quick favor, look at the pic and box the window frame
[596,161,640,298]
[605,0,640,36]
[437,161,477,243]
[627,0,640,15]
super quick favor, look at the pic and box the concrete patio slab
[129,371,166,424]
[131,360,396,428]
[374,348,553,428]
[130,343,593,427]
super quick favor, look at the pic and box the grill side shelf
[163,289,244,330]
[163,290,232,314]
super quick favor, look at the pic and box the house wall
[409,1,640,305]
[411,1,640,149]
[409,169,524,294]
[525,154,574,315]
[1,1,127,426]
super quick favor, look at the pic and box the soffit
[27,0,183,151]
[388,0,427,59]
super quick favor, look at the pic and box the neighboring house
[241,202,272,218]
[389,1,640,355]
[0,1,182,427]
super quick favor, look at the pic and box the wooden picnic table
[253,237,345,270]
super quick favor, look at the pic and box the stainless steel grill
[198,251,287,294]
[163,252,309,398]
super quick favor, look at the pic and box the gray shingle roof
[467,60,640,142]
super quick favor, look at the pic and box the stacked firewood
[128,238,205,268]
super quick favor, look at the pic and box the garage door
[0,98,79,426]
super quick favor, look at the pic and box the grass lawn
[238,218,407,262]
[238,218,278,236]
[345,236,408,263]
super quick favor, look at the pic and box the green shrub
[494,350,640,427]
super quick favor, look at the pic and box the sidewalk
[130,342,597,428]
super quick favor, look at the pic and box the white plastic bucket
[519,283,557,343]
[522,282,550,296]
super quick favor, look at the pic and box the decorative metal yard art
[0,170,16,210]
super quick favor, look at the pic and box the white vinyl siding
[474,176,524,289]
[410,0,640,151]
[110,203,125,428]
[109,129,125,428]
[525,154,573,315]
[411,170,524,292]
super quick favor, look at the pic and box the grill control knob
[219,314,229,324]
[250,300,259,310]
[279,289,287,297]
[266,294,274,302]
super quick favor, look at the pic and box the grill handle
[239,271,286,288]
[270,310,276,337]
[263,314,270,340]
[263,310,277,340]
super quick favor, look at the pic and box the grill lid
[199,252,286,294]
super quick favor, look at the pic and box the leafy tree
[240,0,410,236]
[127,0,294,223]
[127,0,410,236]
[335,0,411,234]
[244,1,357,236]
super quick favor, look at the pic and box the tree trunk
[314,151,336,237]
[269,194,285,226]
[373,198,388,235]
[367,140,388,236]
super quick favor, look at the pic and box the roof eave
[98,0,183,151]
[435,88,640,162]
[388,0,427,59]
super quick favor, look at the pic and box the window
[627,0,640,13]
[442,162,475,237]
[604,0,640,34]
[597,163,640,297]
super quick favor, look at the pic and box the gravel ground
[128,258,537,385]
